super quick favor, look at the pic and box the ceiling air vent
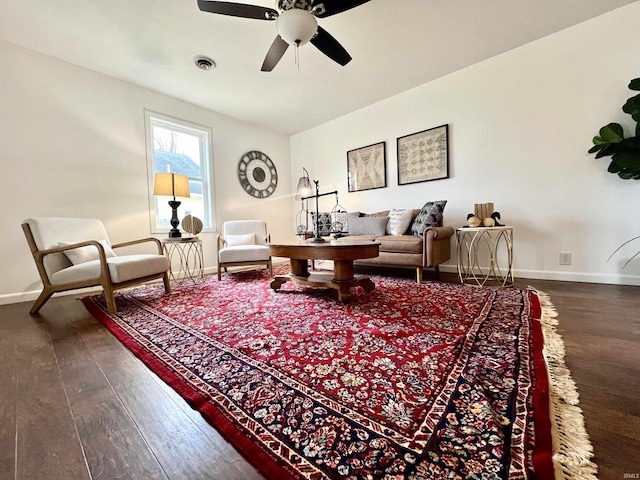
[193,56,216,70]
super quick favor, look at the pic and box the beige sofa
[339,206,454,282]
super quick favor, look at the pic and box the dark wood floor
[0,273,638,480]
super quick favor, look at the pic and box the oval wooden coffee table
[269,240,380,302]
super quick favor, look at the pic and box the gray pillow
[411,200,447,237]
[348,216,389,236]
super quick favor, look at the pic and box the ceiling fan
[197,0,371,71]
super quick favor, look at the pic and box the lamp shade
[295,170,312,200]
[154,173,191,198]
[276,9,318,46]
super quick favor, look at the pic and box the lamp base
[168,199,182,239]
[310,236,326,243]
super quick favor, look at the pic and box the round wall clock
[237,150,278,198]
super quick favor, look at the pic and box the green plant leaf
[618,170,638,179]
[588,144,605,153]
[608,159,623,173]
[589,78,640,180]
[595,144,617,158]
[612,152,640,168]
[622,93,640,115]
[599,123,624,142]
[619,136,640,149]
[592,136,609,146]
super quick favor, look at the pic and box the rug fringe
[533,289,599,480]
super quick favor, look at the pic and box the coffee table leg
[337,286,352,302]
[333,260,353,282]
[271,258,310,292]
[290,258,309,277]
[334,260,355,302]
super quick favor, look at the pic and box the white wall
[291,2,640,286]
[0,40,292,303]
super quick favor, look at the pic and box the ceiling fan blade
[197,1,277,20]
[313,0,370,18]
[261,35,289,72]
[310,26,351,66]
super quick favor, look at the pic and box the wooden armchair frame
[23,223,171,314]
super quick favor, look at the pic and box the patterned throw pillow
[386,209,413,236]
[411,200,447,237]
[331,210,349,233]
[311,212,332,236]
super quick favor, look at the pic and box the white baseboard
[438,264,640,286]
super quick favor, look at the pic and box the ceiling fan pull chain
[295,40,300,71]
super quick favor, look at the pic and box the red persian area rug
[82,267,597,480]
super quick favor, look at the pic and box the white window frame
[145,110,215,234]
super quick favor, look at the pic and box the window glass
[145,112,213,231]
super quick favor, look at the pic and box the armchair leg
[104,285,117,313]
[162,272,171,293]
[268,259,273,277]
[29,288,55,314]
[434,265,440,280]
[416,267,423,284]
[217,263,222,281]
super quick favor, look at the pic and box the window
[145,111,214,232]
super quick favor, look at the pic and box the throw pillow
[348,216,389,236]
[411,200,447,237]
[362,210,390,218]
[386,209,413,236]
[226,233,256,247]
[311,212,332,236]
[59,239,116,265]
[330,210,349,233]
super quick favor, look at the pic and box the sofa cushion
[219,245,269,263]
[50,254,169,285]
[375,235,423,254]
[344,234,378,243]
[386,209,413,235]
[348,216,389,236]
[411,200,447,237]
[362,210,390,218]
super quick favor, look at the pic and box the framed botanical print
[397,124,449,185]
[347,141,386,192]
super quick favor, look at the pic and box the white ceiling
[1,0,635,135]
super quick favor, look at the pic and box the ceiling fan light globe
[276,9,318,46]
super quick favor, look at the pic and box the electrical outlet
[559,252,572,265]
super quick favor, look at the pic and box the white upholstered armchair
[22,217,171,314]
[217,220,272,280]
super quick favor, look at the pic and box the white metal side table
[456,226,514,287]
[162,237,204,284]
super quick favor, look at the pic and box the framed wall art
[397,124,449,185]
[347,141,386,192]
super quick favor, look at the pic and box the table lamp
[154,172,191,238]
